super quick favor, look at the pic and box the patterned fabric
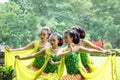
[33,50,60,73]
[44,55,60,73]
[32,46,46,67]
[65,52,79,74]
[80,52,88,68]
[32,55,45,67]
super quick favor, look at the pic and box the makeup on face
[39,30,48,40]
[63,34,71,45]
[49,36,58,47]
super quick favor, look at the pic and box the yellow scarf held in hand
[77,54,118,80]
[5,43,118,80]
[5,40,40,68]
[14,47,51,80]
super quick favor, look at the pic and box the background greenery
[0,0,120,51]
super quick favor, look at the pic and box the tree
[0,2,38,48]
[1,0,120,48]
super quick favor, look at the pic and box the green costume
[32,47,45,67]
[32,55,45,67]
[65,52,79,74]
[33,48,60,73]
[44,55,60,73]
[80,52,88,68]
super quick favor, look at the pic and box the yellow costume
[5,43,118,80]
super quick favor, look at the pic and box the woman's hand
[15,55,21,59]
[107,51,115,55]
[104,50,116,55]
[49,58,60,65]
[49,58,54,64]
[5,45,11,51]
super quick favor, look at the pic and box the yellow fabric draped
[5,40,40,68]
[14,47,51,80]
[5,43,118,80]
[41,52,118,80]
[78,54,118,80]
[87,54,97,72]
[39,57,66,80]
[38,49,67,80]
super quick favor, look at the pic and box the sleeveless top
[32,41,49,67]
[80,52,88,68]
[33,47,60,73]
[32,41,45,67]
[44,55,60,73]
[65,52,80,74]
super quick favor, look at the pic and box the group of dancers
[5,26,115,80]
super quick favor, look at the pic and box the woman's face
[49,36,59,47]
[39,30,48,41]
[63,34,72,45]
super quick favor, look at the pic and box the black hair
[49,33,63,46]
[71,26,85,39]
[64,30,80,44]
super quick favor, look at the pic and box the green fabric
[44,55,60,73]
[80,52,88,68]
[65,52,79,74]
[33,47,60,73]
[32,55,45,67]
[33,53,60,73]
[32,48,46,67]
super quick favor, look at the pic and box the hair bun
[71,26,85,39]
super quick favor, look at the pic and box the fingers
[110,51,116,55]
[105,50,116,55]
[5,45,10,51]
[49,58,52,61]
[15,55,21,59]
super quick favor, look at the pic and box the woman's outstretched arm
[15,48,46,60]
[5,41,35,51]
[78,46,114,55]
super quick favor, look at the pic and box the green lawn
[91,56,120,80]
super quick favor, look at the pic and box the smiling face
[49,35,59,48]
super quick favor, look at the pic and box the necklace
[39,41,48,48]
[51,48,58,52]
[51,47,59,54]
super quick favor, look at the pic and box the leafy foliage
[104,43,113,50]
[0,2,38,48]
[0,0,120,48]
[0,66,15,80]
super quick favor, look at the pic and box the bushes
[0,66,15,80]
[91,43,120,56]
[116,49,120,56]
[104,43,120,56]
[104,43,113,50]
[111,49,120,56]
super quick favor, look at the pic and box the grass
[91,56,120,80]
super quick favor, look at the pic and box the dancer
[71,26,106,71]
[51,30,114,80]
[15,33,63,74]
[5,27,51,71]
[5,27,51,51]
